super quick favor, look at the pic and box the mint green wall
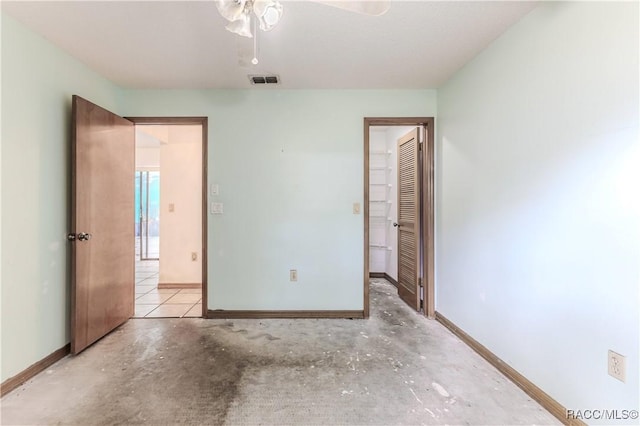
[437,2,639,419]
[1,14,124,381]
[1,13,436,381]
[7,4,636,418]
[122,90,437,310]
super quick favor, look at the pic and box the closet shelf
[370,142,392,270]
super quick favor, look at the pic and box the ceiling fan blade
[311,0,391,16]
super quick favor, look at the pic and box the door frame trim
[126,116,209,317]
[364,117,435,318]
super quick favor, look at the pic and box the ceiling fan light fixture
[225,11,253,38]
[253,0,283,31]
[216,0,248,22]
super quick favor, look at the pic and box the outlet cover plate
[608,350,626,382]
[211,202,223,215]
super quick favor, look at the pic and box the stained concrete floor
[1,279,559,425]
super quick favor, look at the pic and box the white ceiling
[2,1,537,89]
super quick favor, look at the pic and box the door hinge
[419,142,423,151]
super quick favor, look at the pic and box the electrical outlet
[191,252,197,261]
[210,202,223,215]
[608,350,626,382]
[290,269,298,282]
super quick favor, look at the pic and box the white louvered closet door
[396,128,421,311]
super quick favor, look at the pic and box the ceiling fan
[216,0,390,66]
[215,0,391,39]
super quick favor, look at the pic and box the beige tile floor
[134,260,202,318]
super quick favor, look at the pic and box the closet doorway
[364,118,435,318]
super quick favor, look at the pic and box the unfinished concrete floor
[1,279,559,425]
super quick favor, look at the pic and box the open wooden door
[70,95,135,354]
[395,128,421,311]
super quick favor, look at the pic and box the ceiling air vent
[249,75,280,85]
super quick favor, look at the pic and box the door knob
[77,232,92,241]
[393,222,400,228]
[68,232,92,242]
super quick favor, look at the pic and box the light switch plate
[353,202,361,214]
[210,183,219,196]
[210,202,224,215]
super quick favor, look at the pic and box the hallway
[1,279,558,425]
[135,259,202,318]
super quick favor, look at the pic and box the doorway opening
[69,96,209,353]
[364,118,435,319]
[130,119,208,319]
